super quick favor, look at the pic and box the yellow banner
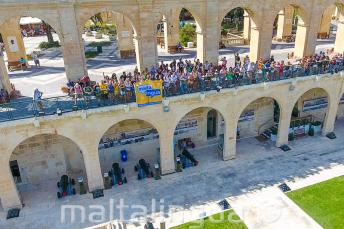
[135,80,163,107]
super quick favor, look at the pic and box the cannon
[57,175,76,198]
[135,159,154,180]
[108,163,127,186]
[178,149,198,169]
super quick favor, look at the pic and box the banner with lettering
[135,80,163,107]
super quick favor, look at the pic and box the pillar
[114,13,135,58]
[0,156,22,210]
[318,5,336,38]
[159,131,175,175]
[135,3,158,72]
[0,52,11,92]
[163,9,180,54]
[334,12,344,53]
[1,18,27,68]
[82,143,104,191]
[197,1,220,63]
[294,13,321,58]
[59,5,87,81]
[276,6,294,40]
[322,96,340,135]
[223,118,236,160]
[243,11,251,44]
[249,25,272,62]
[276,108,292,147]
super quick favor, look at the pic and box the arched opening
[9,134,86,207]
[173,107,225,168]
[290,88,329,140]
[319,4,344,55]
[219,7,253,63]
[271,5,309,60]
[236,97,281,154]
[82,12,138,81]
[173,8,203,60]
[0,16,65,98]
[98,119,160,186]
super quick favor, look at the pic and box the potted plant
[270,128,278,142]
[288,132,295,141]
[302,119,310,134]
[309,126,315,136]
[312,121,322,134]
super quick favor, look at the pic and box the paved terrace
[1,119,344,229]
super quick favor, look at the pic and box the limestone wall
[10,135,84,184]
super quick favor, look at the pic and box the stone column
[0,52,11,92]
[276,6,294,40]
[135,3,158,72]
[276,108,292,147]
[163,9,180,54]
[322,96,340,135]
[159,131,175,175]
[58,5,88,81]
[197,1,220,63]
[318,5,336,38]
[223,119,236,160]
[243,11,251,44]
[114,13,135,58]
[81,143,104,191]
[294,13,321,58]
[249,25,272,62]
[0,157,22,210]
[334,14,344,53]
[1,18,27,68]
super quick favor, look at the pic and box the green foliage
[87,41,113,47]
[38,41,60,49]
[312,121,322,126]
[179,23,196,47]
[288,132,295,141]
[287,176,344,229]
[85,51,99,59]
[171,209,247,229]
[292,105,299,117]
[308,126,315,136]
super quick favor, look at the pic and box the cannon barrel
[182,149,198,165]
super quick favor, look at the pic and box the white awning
[19,17,42,25]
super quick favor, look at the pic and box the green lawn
[171,209,247,229]
[287,176,344,229]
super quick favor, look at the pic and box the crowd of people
[62,50,344,105]
[0,84,21,104]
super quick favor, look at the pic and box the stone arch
[290,87,333,123]
[0,12,63,40]
[76,8,139,36]
[234,96,283,141]
[97,118,163,180]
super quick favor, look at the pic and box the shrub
[312,121,322,126]
[179,23,196,47]
[288,133,295,141]
[85,51,99,58]
[38,41,60,49]
[88,41,112,47]
[309,126,315,136]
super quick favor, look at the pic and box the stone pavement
[1,119,344,229]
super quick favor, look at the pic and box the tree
[179,23,196,46]
[42,21,54,43]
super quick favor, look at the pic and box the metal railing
[0,59,343,123]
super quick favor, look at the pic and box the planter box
[313,125,322,134]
